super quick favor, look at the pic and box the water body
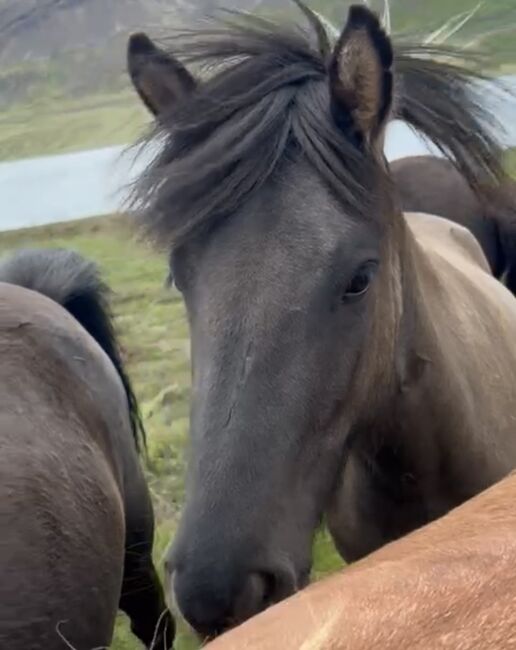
[1,76,515,233]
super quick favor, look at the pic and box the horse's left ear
[127,32,197,117]
[329,5,393,145]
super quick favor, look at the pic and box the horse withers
[128,2,516,639]
[0,249,174,649]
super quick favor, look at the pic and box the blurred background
[0,1,515,648]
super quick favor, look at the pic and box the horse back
[392,156,502,275]
[0,282,128,648]
[0,281,133,470]
[405,211,491,272]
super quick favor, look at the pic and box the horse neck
[365,214,507,495]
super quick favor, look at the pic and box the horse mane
[132,8,506,248]
[0,248,146,452]
[393,42,506,192]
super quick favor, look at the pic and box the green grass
[0,91,148,161]
[506,148,516,175]
[0,215,344,649]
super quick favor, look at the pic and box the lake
[1,76,515,233]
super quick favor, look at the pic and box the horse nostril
[267,563,298,603]
[173,566,233,638]
[173,562,298,638]
[232,572,268,623]
[298,565,311,589]
[232,568,296,623]
[259,571,279,608]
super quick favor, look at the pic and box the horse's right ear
[127,33,197,117]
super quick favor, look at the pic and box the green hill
[0,0,514,160]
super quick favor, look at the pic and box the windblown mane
[393,42,506,190]
[132,9,506,248]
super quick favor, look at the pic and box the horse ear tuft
[329,5,393,145]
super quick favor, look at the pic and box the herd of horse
[1,2,516,649]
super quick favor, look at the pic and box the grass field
[507,149,516,174]
[0,91,147,161]
[0,215,344,649]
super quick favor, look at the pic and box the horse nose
[171,564,294,638]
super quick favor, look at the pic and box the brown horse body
[206,470,516,650]
[392,155,516,290]
[327,210,516,561]
[0,250,173,649]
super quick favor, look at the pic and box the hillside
[0,0,274,112]
[0,0,170,107]
[0,0,514,161]
[1,0,514,106]
[0,1,163,64]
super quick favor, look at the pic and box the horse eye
[342,262,377,301]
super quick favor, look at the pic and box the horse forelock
[131,7,506,250]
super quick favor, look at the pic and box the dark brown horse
[392,155,516,291]
[0,249,174,649]
[128,2,516,640]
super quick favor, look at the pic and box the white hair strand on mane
[424,2,485,45]
[382,0,391,34]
